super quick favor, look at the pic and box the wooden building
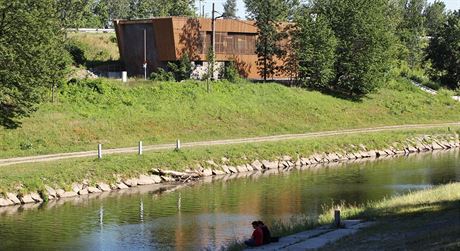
[114,17,284,79]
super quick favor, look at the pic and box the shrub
[167,53,193,81]
[222,61,240,83]
[150,68,175,82]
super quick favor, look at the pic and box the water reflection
[0,150,459,250]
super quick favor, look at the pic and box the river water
[0,150,459,250]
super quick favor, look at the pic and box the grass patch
[320,182,460,250]
[1,78,459,158]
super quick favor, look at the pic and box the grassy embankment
[66,32,119,66]
[1,77,459,159]
[226,182,460,250]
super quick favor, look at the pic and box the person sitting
[257,221,271,245]
[244,221,263,247]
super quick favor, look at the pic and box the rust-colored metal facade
[114,17,284,79]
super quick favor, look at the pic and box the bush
[222,62,240,83]
[150,68,175,82]
[167,53,193,81]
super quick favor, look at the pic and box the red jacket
[252,227,264,246]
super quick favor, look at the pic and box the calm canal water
[0,150,459,250]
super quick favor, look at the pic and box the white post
[138,141,143,155]
[98,144,102,159]
[122,71,128,83]
[176,139,181,150]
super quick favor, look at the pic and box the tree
[397,0,427,67]
[311,0,394,98]
[0,0,69,128]
[223,0,237,19]
[244,0,291,81]
[294,9,337,90]
[127,0,195,19]
[424,0,447,36]
[55,0,92,30]
[426,11,460,89]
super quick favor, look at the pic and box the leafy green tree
[397,0,427,67]
[127,0,194,19]
[424,0,447,36]
[426,11,460,89]
[294,9,337,90]
[93,0,110,27]
[96,0,129,26]
[56,0,92,29]
[0,0,70,128]
[223,0,237,19]
[244,0,291,81]
[312,0,394,98]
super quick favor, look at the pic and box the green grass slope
[0,78,459,158]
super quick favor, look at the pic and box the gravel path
[0,122,458,167]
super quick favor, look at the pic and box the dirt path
[0,122,458,167]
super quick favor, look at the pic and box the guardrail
[67,28,115,33]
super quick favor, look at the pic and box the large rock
[261,160,278,169]
[97,183,111,192]
[212,169,226,175]
[202,168,213,176]
[161,176,175,182]
[78,189,89,195]
[137,175,155,185]
[123,179,138,187]
[30,192,43,202]
[251,160,263,171]
[221,165,231,174]
[60,191,78,198]
[161,170,186,177]
[407,146,418,153]
[150,175,162,183]
[236,165,247,173]
[116,183,129,189]
[6,193,21,204]
[228,166,238,173]
[56,189,65,197]
[87,187,102,193]
[295,159,301,167]
[71,183,82,193]
[300,158,310,165]
[20,194,35,204]
[0,197,14,207]
[44,186,57,198]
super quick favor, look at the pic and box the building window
[201,32,256,55]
